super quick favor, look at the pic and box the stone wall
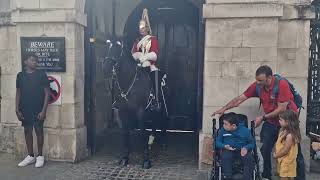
[0,20,19,153]
[200,0,314,169]
[0,0,10,12]
[0,0,88,162]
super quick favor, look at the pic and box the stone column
[200,0,314,171]
[0,0,88,162]
[0,0,17,153]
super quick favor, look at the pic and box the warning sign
[48,75,61,105]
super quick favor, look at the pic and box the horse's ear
[116,41,122,46]
[106,39,113,48]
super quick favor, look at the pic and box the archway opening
[84,1,205,170]
[124,0,202,131]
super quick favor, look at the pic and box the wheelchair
[210,113,263,180]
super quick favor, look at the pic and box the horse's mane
[122,43,135,62]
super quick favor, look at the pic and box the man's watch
[262,115,267,121]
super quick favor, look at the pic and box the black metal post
[307,0,320,135]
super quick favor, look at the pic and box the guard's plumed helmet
[139,8,152,35]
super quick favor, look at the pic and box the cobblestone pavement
[0,132,208,180]
[55,132,206,180]
[0,132,320,180]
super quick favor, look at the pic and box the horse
[103,37,168,169]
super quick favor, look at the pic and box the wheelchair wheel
[210,164,223,180]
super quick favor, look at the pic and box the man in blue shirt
[216,113,255,180]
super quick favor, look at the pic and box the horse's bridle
[105,40,138,104]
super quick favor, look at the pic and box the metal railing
[307,0,320,134]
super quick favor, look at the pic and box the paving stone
[1,132,320,180]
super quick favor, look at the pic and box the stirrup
[150,101,161,111]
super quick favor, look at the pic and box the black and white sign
[21,37,66,72]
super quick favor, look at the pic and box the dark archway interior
[124,0,199,47]
[84,0,204,153]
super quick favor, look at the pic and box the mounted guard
[131,8,162,111]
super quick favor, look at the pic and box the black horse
[103,38,168,169]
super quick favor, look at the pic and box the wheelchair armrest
[250,120,255,129]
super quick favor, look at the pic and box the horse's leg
[113,109,122,128]
[148,111,157,150]
[137,107,151,169]
[118,108,130,167]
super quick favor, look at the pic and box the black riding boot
[150,70,161,111]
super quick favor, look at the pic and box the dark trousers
[221,149,254,180]
[260,121,280,179]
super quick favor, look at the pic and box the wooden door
[152,11,198,130]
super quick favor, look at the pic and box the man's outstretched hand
[255,116,263,128]
[211,107,226,117]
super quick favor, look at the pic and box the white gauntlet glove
[139,55,148,63]
[139,52,157,63]
[132,52,143,61]
[142,61,151,67]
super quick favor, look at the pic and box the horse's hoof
[118,158,128,167]
[142,160,152,169]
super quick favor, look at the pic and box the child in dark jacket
[216,113,255,180]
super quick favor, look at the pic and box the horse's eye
[116,41,122,46]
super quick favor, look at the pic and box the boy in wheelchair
[215,113,255,180]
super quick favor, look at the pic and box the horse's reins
[105,41,138,104]
[113,66,138,103]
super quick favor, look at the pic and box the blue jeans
[221,149,254,180]
[260,121,280,179]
